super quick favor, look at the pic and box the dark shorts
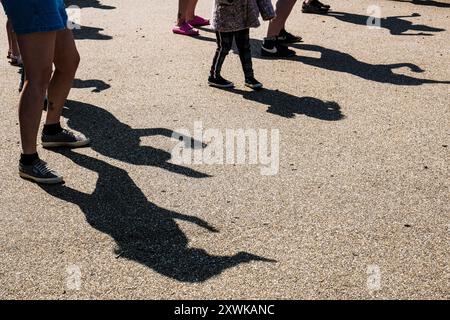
[1,0,68,35]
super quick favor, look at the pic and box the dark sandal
[302,1,330,14]
[312,0,331,10]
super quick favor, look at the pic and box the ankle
[20,152,39,166]
[263,37,279,47]
[43,122,63,136]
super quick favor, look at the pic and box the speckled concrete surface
[0,0,448,300]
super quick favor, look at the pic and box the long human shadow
[391,0,450,8]
[72,25,113,40]
[73,78,111,92]
[183,34,448,86]
[289,43,450,86]
[65,0,116,9]
[226,88,344,120]
[63,100,209,178]
[40,151,274,282]
[325,11,445,36]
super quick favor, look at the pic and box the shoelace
[34,161,54,176]
[278,30,300,42]
[62,129,79,140]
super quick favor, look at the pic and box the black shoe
[208,75,234,88]
[302,1,329,14]
[278,29,302,44]
[311,0,331,10]
[245,77,263,90]
[261,40,296,58]
[19,158,63,184]
[42,128,91,148]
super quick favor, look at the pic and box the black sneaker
[208,75,235,88]
[245,77,263,90]
[42,128,90,148]
[278,29,302,44]
[261,40,296,58]
[311,0,330,10]
[302,1,329,14]
[19,159,63,184]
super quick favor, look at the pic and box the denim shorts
[1,0,68,35]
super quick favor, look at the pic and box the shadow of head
[72,25,113,40]
[228,88,344,121]
[119,248,277,282]
[73,79,111,92]
[65,0,116,9]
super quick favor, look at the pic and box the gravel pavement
[0,0,449,299]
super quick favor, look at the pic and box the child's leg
[234,29,254,79]
[210,31,234,78]
[236,29,263,89]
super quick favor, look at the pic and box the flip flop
[188,16,210,27]
[172,22,199,36]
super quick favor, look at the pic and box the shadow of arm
[134,128,207,149]
[169,211,219,233]
[159,162,211,178]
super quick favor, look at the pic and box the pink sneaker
[172,22,199,36]
[188,15,210,27]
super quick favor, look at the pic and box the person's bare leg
[6,21,12,56]
[267,0,297,37]
[6,20,20,57]
[177,0,189,26]
[16,32,56,155]
[186,0,199,22]
[10,29,20,58]
[45,29,80,125]
[7,21,21,64]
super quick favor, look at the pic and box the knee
[73,51,81,70]
[56,50,80,75]
[222,48,231,56]
[217,45,232,55]
[239,42,251,51]
[27,66,53,91]
[67,50,81,74]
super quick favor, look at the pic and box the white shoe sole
[19,172,64,184]
[42,138,91,148]
[208,81,235,89]
[245,83,263,90]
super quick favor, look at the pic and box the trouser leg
[210,31,234,78]
[235,29,254,78]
